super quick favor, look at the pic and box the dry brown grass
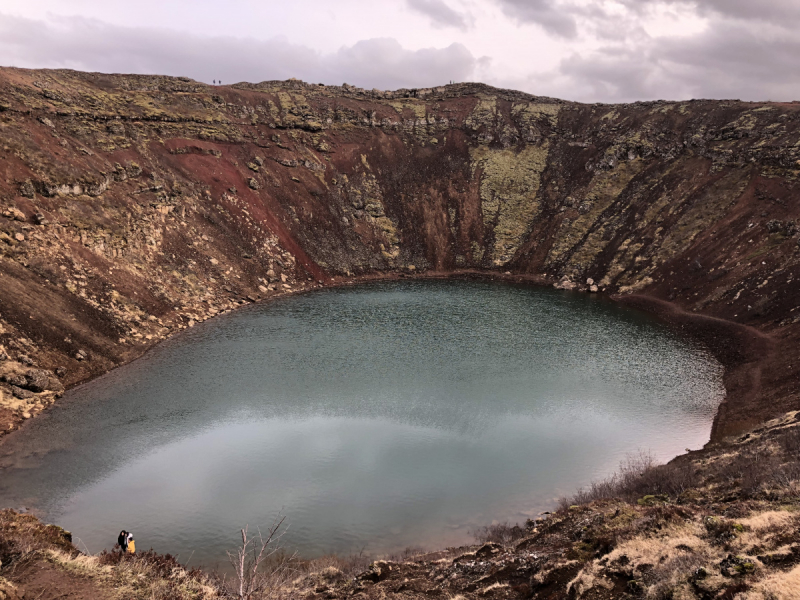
[570,529,712,599]
[48,548,218,600]
[730,510,797,554]
[566,503,800,600]
[736,564,800,600]
[478,582,510,595]
[294,552,371,578]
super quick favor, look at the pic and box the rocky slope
[0,65,800,599]
[1,68,798,437]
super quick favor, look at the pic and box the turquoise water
[0,280,723,568]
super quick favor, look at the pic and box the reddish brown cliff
[0,67,798,440]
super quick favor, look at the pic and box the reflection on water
[0,280,724,567]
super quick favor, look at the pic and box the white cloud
[1,1,799,102]
[0,13,477,90]
[328,38,476,89]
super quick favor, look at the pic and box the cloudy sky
[1,0,798,103]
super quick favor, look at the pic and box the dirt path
[5,557,108,600]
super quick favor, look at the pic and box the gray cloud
[0,13,476,90]
[494,0,577,38]
[2,2,799,104]
[655,21,800,99]
[547,18,800,103]
[407,0,470,31]
[329,38,475,88]
[618,0,800,26]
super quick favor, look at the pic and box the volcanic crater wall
[0,67,798,440]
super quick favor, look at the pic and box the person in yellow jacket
[127,532,135,554]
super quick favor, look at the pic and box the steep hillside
[0,67,798,441]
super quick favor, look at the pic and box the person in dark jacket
[118,530,128,552]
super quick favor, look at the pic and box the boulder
[357,560,393,583]
[2,373,26,387]
[247,178,260,190]
[3,206,26,221]
[554,277,576,291]
[475,542,503,558]
[47,377,65,393]
[18,180,35,199]
[25,369,51,393]
[11,386,34,400]
[766,219,798,237]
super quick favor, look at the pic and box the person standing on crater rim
[117,530,128,552]
[127,532,136,554]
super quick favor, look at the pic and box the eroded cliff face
[0,68,799,437]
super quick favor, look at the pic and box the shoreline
[0,272,731,564]
[3,269,764,448]
[613,294,777,444]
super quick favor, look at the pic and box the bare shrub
[0,536,21,569]
[471,522,526,546]
[769,461,800,490]
[560,451,699,507]
[778,426,800,456]
[388,546,426,562]
[702,516,741,544]
[646,551,709,600]
[627,505,696,538]
[741,452,781,496]
[716,446,800,498]
[222,516,296,600]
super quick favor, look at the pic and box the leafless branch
[226,514,296,600]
